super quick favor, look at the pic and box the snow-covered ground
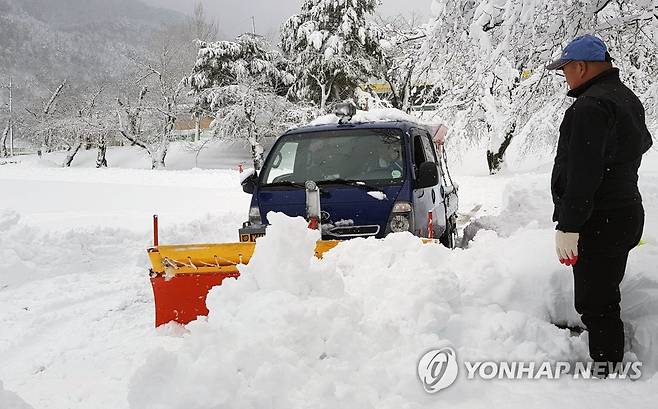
[1,144,657,408]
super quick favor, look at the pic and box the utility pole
[251,16,256,34]
[8,76,13,156]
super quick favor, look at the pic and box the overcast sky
[143,0,433,40]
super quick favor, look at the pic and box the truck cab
[240,109,459,247]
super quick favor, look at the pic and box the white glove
[556,230,579,266]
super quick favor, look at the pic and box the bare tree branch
[43,79,67,116]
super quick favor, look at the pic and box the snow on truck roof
[310,108,420,125]
[285,108,426,136]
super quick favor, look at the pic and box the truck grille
[325,225,380,238]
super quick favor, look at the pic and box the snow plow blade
[147,241,340,326]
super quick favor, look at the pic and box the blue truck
[239,106,459,248]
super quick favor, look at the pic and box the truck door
[419,130,447,237]
[411,129,436,237]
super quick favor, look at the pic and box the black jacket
[551,68,653,232]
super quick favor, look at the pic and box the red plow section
[149,273,235,327]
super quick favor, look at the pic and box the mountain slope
[0,0,183,100]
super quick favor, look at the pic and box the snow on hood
[367,191,387,201]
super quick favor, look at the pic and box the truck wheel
[439,215,458,249]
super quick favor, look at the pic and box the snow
[239,167,256,184]
[127,187,658,408]
[309,108,423,126]
[0,381,33,409]
[34,140,254,171]
[367,190,387,200]
[1,146,657,408]
[308,30,324,50]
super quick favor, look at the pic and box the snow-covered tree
[187,1,219,44]
[23,78,68,154]
[73,85,116,168]
[187,34,292,101]
[60,85,106,167]
[0,77,15,157]
[423,0,658,173]
[375,13,430,112]
[186,33,313,169]
[281,0,386,110]
[208,79,316,169]
[115,24,194,169]
[115,77,182,170]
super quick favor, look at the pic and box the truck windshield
[261,129,406,186]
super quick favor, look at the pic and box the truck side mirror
[415,162,438,189]
[241,171,258,194]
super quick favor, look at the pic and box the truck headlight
[390,214,411,232]
[392,201,412,213]
[389,201,413,232]
[249,206,261,224]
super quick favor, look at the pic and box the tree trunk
[1,121,9,157]
[486,122,516,174]
[247,125,263,170]
[96,133,108,168]
[151,143,168,169]
[319,84,328,112]
[45,131,55,153]
[63,138,83,167]
[402,83,411,113]
[7,119,13,156]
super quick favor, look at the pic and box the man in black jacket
[547,35,652,377]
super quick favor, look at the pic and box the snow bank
[127,208,658,409]
[0,209,21,232]
[461,174,553,243]
[0,381,33,409]
[461,171,658,373]
[0,207,143,288]
[0,209,246,290]
[128,167,658,408]
[0,166,250,232]
[15,140,257,171]
[128,214,460,408]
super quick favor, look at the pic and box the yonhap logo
[416,345,642,391]
[417,347,459,393]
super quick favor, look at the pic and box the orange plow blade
[147,241,339,326]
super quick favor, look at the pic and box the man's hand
[556,230,579,266]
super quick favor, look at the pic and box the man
[547,34,652,377]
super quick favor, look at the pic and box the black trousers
[573,203,644,366]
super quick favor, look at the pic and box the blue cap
[546,35,610,70]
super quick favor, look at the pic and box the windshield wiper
[315,178,384,192]
[260,181,306,189]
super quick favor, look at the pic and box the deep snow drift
[1,147,657,408]
[127,199,658,409]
